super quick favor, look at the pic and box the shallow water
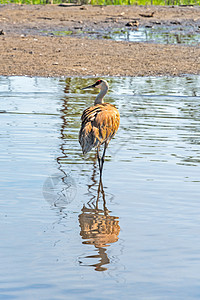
[111,26,200,45]
[0,76,200,299]
[47,26,200,46]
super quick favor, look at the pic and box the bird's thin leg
[100,142,107,178]
[96,179,102,204]
[97,146,101,170]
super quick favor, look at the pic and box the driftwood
[139,12,155,18]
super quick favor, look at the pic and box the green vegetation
[0,0,200,5]
[52,30,73,35]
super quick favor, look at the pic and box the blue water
[0,76,200,299]
[111,27,200,45]
[49,26,200,46]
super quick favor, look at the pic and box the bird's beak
[81,83,97,90]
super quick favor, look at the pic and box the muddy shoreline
[0,4,200,77]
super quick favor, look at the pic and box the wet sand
[0,4,200,77]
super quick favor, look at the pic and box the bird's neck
[94,86,108,105]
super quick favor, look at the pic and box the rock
[170,20,181,25]
[80,6,87,10]
[0,30,5,35]
[152,21,161,25]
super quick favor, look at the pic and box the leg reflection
[78,175,120,272]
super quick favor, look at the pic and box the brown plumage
[80,103,120,154]
[79,79,120,178]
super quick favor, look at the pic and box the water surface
[46,26,200,46]
[0,76,200,299]
[111,26,200,45]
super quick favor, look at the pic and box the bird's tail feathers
[79,123,100,154]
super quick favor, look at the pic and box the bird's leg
[100,142,107,178]
[96,179,102,204]
[97,146,101,170]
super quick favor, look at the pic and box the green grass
[91,0,200,4]
[1,0,200,5]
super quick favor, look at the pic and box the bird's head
[81,79,108,90]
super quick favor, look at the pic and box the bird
[79,79,120,178]
[125,20,139,28]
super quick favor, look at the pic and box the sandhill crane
[79,79,120,178]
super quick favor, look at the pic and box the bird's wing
[93,104,120,142]
[79,104,120,154]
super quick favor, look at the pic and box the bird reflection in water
[78,163,120,271]
[52,79,120,272]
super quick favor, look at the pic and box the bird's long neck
[94,86,108,105]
